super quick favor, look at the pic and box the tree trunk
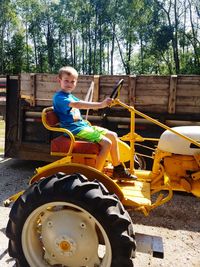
[111,23,115,75]
[93,11,98,74]
[73,34,76,67]
[156,0,180,73]
[70,32,73,66]
[81,25,85,73]
[140,33,144,74]
[107,41,110,73]
[116,34,128,74]
[0,26,5,73]
[33,35,38,70]
[173,0,180,73]
[88,23,92,74]
[46,22,55,72]
[188,0,200,71]
[64,35,68,65]
[25,20,29,72]
[99,17,102,74]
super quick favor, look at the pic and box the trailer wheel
[6,173,135,267]
[134,154,147,170]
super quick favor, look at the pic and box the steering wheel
[102,79,124,120]
[110,79,124,99]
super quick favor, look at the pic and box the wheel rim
[134,154,146,170]
[22,202,112,267]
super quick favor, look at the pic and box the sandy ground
[0,156,200,267]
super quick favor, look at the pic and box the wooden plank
[37,94,103,105]
[135,95,168,105]
[168,75,177,114]
[177,75,200,84]
[100,86,128,96]
[176,88,200,96]
[35,99,52,106]
[176,106,200,114]
[35,74,57,82]
[30,74,36,106]
[135,105,168,113]
[129,75,137,106]
[20,88,32,96]
[35,81,91,93]
[73,93,88,100]
[176,96,200,106]
[176,84,200,90]
[100,75,128,81]
[35,83,90,96]
[136,76,170,84]
[136,89,168,96]
[35,73,93,83]
[100,76,129,87]
[78,75,94,82]
[20,73,34,81]
[93,75,100,101]
[36,91,55,100]
[135,85,166,92]
[75,84,96,93]
[35,81,58,92]
[100,88,128,100]
[20,74,32,96]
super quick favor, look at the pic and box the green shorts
[75,126,107,143]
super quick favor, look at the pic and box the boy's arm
[69,98,112,110]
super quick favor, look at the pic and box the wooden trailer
[4,74,200,165]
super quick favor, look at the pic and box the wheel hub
[40,208,100,266]
[55,236,77,256]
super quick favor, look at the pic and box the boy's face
[59,73,77,93]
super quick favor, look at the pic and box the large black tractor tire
[6,173,136,267]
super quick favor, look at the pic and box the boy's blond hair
[58,66,78,79]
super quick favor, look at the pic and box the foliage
[0,0,199,75]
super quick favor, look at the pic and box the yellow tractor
[5,79,200,266]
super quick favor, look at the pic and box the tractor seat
[42,107,101,156]
[51,135,100,155]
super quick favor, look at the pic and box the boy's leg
[105,130,137,179]
[76,126,136,178]
[104,131,120,166]
[97,137,112,170]
[75,126,112,170]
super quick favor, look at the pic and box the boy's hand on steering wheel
[101,97,113,108]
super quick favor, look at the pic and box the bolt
[47,220,53,228]
[80,222,86,229]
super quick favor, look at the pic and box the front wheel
[6,173,135,267]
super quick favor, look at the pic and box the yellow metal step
[120,180,151,206]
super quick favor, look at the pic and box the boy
[53,66,133,179]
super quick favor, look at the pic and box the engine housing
[158,126,200,155]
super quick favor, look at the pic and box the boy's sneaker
[113,163,137,180]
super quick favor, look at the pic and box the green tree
[0,0,18,74]
[1,0,200,75]
[7,31,26,74]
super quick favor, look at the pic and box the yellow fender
[107,139,131,163]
